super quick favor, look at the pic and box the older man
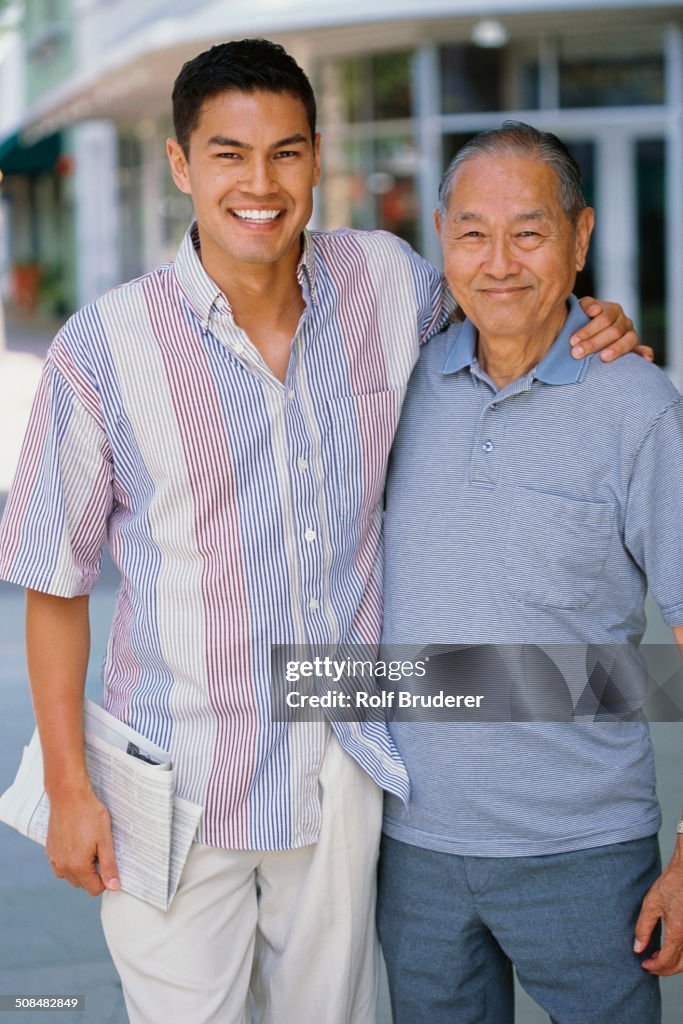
[377,122,683,1024]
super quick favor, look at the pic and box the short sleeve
[0,358,113,598]
[393,236,456,345]
[624,397,683,626]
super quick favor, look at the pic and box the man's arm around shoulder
[25,589,119,897]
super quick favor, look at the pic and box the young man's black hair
[172,38,317,156]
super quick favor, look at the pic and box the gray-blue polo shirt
[382,295,683,857]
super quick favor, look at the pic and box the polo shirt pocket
[326,389,400,520]
[504,486,615,609]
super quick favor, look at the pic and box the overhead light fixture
[471,19,509,48]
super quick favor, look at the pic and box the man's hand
[634,839,683,975]
[571,298,653,362]
[25,590,119,897]
[46,787,120,897]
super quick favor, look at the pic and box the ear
[574,207,595,271]
[312,132,322,188]
[166,138,192,196]
[434,208,442,236]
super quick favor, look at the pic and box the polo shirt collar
[174,221,318,330]
[442,294,591,385]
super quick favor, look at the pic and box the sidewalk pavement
[0,307,681,1022]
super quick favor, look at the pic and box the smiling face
[435,153,594,351]
[167,89,320,284]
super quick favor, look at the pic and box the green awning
[0,130,62,176]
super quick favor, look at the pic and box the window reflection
[338,52,412,122]
[559,31,664,107]
[439,44,506,114]
[322,136,418,247]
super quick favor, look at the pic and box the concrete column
[139,120,164,274]
[73,120,120,307]
[414,45,443,268]
[594,127,639,334]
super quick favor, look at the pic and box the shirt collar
[173,221,318,330]
[441,294,591,385]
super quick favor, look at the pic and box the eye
[274,149,301,159]
[215,152,242,160]
[459,230,484,239]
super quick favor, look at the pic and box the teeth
[233,209,280,221]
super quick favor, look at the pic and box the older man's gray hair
[438,121,587,225]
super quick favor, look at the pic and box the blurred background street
[1,0,683,1021]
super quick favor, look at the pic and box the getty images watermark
[282,654,484,712]
[270,644,683,723]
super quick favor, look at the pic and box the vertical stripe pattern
[0,224,450,850]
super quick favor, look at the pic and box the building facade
[0,0,681,379]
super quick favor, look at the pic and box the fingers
[45,797,120,897]
[633,897,659,956]
[48,851,106,896]
[635,871,683,976]
[571,323,638,360]
[641,933,683,976]
[634,344,655,362]
[572,297,638,360]
[96,831,121,893]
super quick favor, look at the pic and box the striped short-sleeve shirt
[0,223,449,850]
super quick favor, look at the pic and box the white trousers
[100,734,383,1024]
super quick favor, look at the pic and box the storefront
[4,2,682,378]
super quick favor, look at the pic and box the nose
[239,156,277,196]
[483,234,520,279]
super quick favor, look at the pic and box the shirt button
[304,528,316,543]
[232,340,245,355]
[288,389,296,400]
[482,440,494,453]
[490,402,499,410]
[309,597,319,610]
[297,458,309,472]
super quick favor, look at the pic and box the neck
[476,307,568,389]
[197,228,305,322]
[223,267,304,324]
[476,335,551,389]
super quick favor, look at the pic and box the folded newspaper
[0,700,203,911]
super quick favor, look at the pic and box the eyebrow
[451,209,550,223]
[205,133,310,150]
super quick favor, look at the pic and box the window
[338,52,412,123]
[439,44,506,114]
[637,139,667,364]
[559,31,664,108]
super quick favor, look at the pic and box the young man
[0,41,642,1024]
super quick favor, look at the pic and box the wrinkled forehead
[446,152,565,218]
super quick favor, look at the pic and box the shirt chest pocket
[504,487,615,610]
[326,389,401,521]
